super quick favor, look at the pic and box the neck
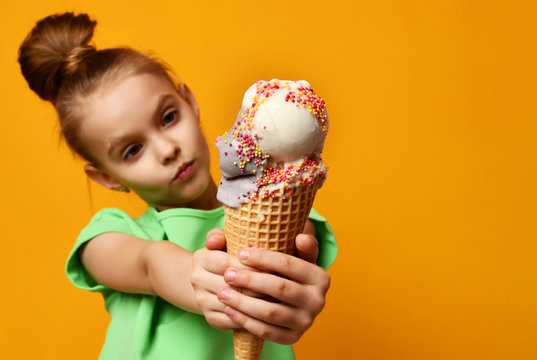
[155,177,222,212]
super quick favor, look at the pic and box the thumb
[206,228,226,251]
[295,234,319,264]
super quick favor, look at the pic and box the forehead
[86,73,175,129]
[81,73,177,151]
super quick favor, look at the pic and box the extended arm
[80,233,201,313]
[78,219,321,335]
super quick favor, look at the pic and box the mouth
[172,160,195,184]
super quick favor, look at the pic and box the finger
[201,289,235,313]
[195,248,230,274]
[198,248,255,275]
[224,267,306,307]
[218,287,304,330]
[295,234,319,264]
[206,229,226,250]
[303,219,316,237]
[205,310,243,330]
[191,268,229,295]
[223,306,299,345]
[237,247,323,285]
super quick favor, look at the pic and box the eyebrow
[107,93,176,158]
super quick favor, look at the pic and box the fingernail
[239,249,249,261]
[225,268,237,282]
[219,288,232,301]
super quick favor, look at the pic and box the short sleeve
[308,208,338,270]
[65,208,137,294]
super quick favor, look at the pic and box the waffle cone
[224,178,323,360]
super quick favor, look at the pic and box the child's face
[81,72,213,210]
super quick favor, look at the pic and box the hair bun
[64,44,97,75]
[17,12,97,103]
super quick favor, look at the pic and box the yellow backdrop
[2,1,536,359]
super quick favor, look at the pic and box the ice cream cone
[224,177,323,360]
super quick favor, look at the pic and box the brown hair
[17,12,181,168]
[17,12,185,210]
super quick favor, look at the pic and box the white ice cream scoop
[241,79,327,162]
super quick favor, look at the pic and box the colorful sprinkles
[252,157,327,201]
[232,79,328,136]
[219,79,328,201]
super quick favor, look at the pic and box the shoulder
[77,207,147,240]
[84,207,165,241]
[85,207,154,229]
[89,207,136,222]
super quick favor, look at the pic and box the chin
[181,167,210,200]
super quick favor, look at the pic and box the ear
[84,163,126,192]
[178,83,200,120]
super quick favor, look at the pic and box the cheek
[185,124,209,154]
[192,135,211,175]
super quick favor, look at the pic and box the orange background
[2,1,536,359]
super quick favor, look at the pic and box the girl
[18,12,337,359]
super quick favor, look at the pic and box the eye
[162,110,178,126]
[123,144,142,161]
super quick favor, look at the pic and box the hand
[217,246,332,344]
[191,229,247,331]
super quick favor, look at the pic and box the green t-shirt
[65,205,338,360]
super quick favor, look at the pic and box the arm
[80,231,244,329]
[79,232,200,313]
[143,240,201,314]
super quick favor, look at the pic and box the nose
[154,135,180,164]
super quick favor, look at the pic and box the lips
[172,160,195,183]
